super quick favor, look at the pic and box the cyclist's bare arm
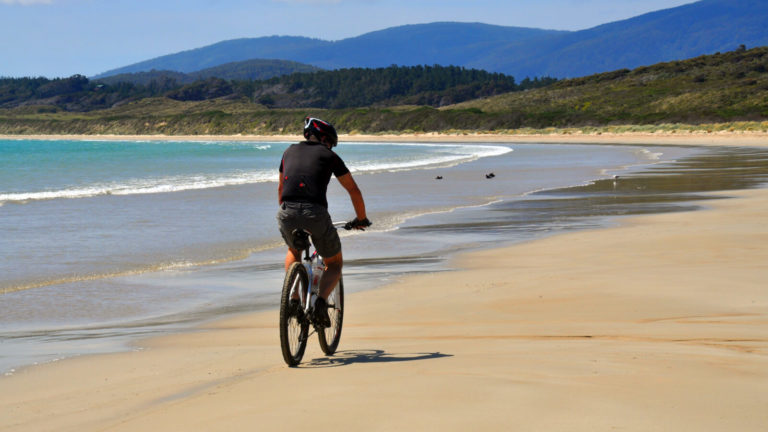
[277,173,284,204]
[337,173,367,221]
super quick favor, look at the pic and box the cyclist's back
[279,140,348,208]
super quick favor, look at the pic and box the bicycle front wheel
[279,262,309,366]
[318,276,344,355]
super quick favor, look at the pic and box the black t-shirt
[279,141,350,208]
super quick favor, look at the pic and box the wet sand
[1,138,767,431]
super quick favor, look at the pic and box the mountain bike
[279,219,368,366]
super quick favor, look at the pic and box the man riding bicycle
[277,116,370,327]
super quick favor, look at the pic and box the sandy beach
[2,130,768,147]
[1,135,767,431]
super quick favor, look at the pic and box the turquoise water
[0,139,512,293]
[0,138,697,374]
[0,140,508,202]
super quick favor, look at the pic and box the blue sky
[1,0,695,78]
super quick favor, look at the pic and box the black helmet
[303,116,338,147]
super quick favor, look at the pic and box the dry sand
[2,130,768,147]
[1,136,767,431]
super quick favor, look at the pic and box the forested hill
[94,24,564,78]
[94,36,333,77]
[1,46,764,136]
[95,0,768,80]
[450,46,768,126]
[0,65,551,112]
[247,66,554,109]
[97,59,322,86]
[487,0,768,78]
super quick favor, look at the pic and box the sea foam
[0,142,512,204]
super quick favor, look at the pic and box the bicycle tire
[317,276,344,355]
[279,262,309,366]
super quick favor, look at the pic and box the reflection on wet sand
[400,146,768,237]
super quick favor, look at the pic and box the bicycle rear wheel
[318,276,344,355]
[279,262,309,366]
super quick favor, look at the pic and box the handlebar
[334,218,372,231]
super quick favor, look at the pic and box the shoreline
[1,130,768,147]
[2,185,766,430]
[1,140,767,430]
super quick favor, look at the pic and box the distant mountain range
[94,25,563,79]
[96,0,768,80]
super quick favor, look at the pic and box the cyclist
[277,116,370,326]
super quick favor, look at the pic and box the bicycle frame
[289,222,345,314]
[288,247,318,313]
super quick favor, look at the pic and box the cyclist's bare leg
[318,251,342,300]
[285,248,301,301]
[284,248,300,271]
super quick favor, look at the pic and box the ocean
[0,138,700,374]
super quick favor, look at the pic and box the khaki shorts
[277,201,341,258]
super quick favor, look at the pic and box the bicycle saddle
[291,229,311,251]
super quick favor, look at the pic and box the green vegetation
[1,47,766,136]
[0,74,177,112]
[452,46,768,127]
[1,64,545,111]
[248,65,552,108]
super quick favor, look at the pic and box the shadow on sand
[300,349,452,368]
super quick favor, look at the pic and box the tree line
[246,65,555,108]
[0,65,557,112]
